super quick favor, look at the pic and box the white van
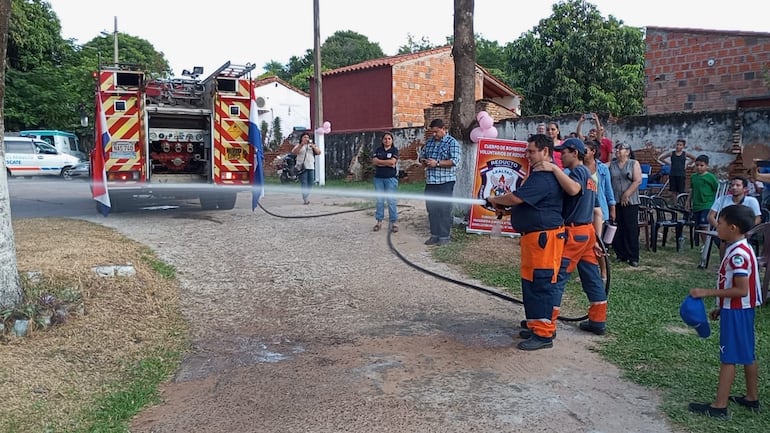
[20,130,87,161]
[4,136,82,179]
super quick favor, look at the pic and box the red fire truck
[93,61,256,211]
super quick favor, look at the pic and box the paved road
[7,177,206,219]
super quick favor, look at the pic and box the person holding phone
[577,113,613,164]
[292,132,321,205]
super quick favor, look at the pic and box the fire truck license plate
[113,142,134,152]
[227,148,242,159]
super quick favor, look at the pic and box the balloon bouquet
[470,111,497,143]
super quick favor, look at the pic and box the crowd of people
[284,117,762,418]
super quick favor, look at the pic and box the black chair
[671,193,697,248]
[650,196,684,252]
[638,195,654,251]
[746,222,770,306]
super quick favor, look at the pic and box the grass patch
[140,247,176,279]
[1,219,188,433]
[434,227,770,432]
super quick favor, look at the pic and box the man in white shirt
[708,176,762,229]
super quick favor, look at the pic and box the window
[6,141,34,154]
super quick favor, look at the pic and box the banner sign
[467,138,529,236]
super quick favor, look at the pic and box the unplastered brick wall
[645,27,770,114]
[392,53,456,128]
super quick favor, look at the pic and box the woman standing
[292,132,321,205]
[371,132,399,233]
[546,121,563,169]
[609,142,642,267]
[585,140,617,281]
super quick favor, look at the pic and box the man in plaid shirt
[419,119,461,246]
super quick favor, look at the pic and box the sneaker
[729,395,760,412]
[517,336,553,351]
[424,237,439,245]
[579,321,606,335]
[628,260,639,267]
[688,402,728,419]
[436,239,450,246]
[519,329,556,339]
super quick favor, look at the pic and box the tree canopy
[3,0,170,132]
[5,0,648,132]
[504,0,645,117]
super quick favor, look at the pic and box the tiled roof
[322,46,453,76]
[253,75,310,97]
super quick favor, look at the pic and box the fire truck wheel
[199,194,218,210]
[217,193,237,210]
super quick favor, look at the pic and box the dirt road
[85,191,676,433]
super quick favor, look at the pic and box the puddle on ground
[174,335,304,382]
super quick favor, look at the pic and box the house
[644,27,770,115]
[312,46,522,133]
[253,76,311,132]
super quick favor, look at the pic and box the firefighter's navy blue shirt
[510,171,564,233]
[562,165,599,225]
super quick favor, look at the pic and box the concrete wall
[318,108,770,182]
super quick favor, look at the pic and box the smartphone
[585,113,593,120]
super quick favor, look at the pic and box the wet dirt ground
[85,191,677,433]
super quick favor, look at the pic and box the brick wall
[645,27,770,114]
[392,53,456,128]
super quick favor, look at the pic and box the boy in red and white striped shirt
[689,204,762,419]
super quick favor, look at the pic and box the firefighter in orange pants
[526,138,608,336]
[488,134,565,351]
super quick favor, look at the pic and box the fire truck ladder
[201,61,256,86]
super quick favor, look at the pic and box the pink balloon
[482,127,498,138]
[315,127,325,135]
[476,111,489,122]
[479,115,493,130]
[323,121,331,129]
[470,127,484,143]
[323,126,331,134]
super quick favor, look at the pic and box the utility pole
[112,16,118,66]
[312,0,325,186]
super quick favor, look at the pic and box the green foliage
[357,145,375,181]
[475,36,510,84]
[140,250,176,279]
[504,0,645,117]
[397,34,436,54]
[270,117,284,149]
[8,0,66,71]
[74,349,183,433]
[84,34,171,77]
[319,30,385,70]
[3,0,171,131]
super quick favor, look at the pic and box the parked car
[4,136,81,179]
[64,161,90,180]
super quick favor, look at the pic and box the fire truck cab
[94,61,256,211]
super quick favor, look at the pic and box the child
[690,155,719,247]
[688,204,762,419]
[657,139,696,193]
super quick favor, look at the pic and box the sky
[48,0,768,77]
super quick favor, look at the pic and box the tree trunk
[0,0,22,308]
[451,0,477,216]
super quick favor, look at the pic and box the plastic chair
[745,222,770,306]
[650,196,684,252]
[638,195,654,251]
[672,193,697,248]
